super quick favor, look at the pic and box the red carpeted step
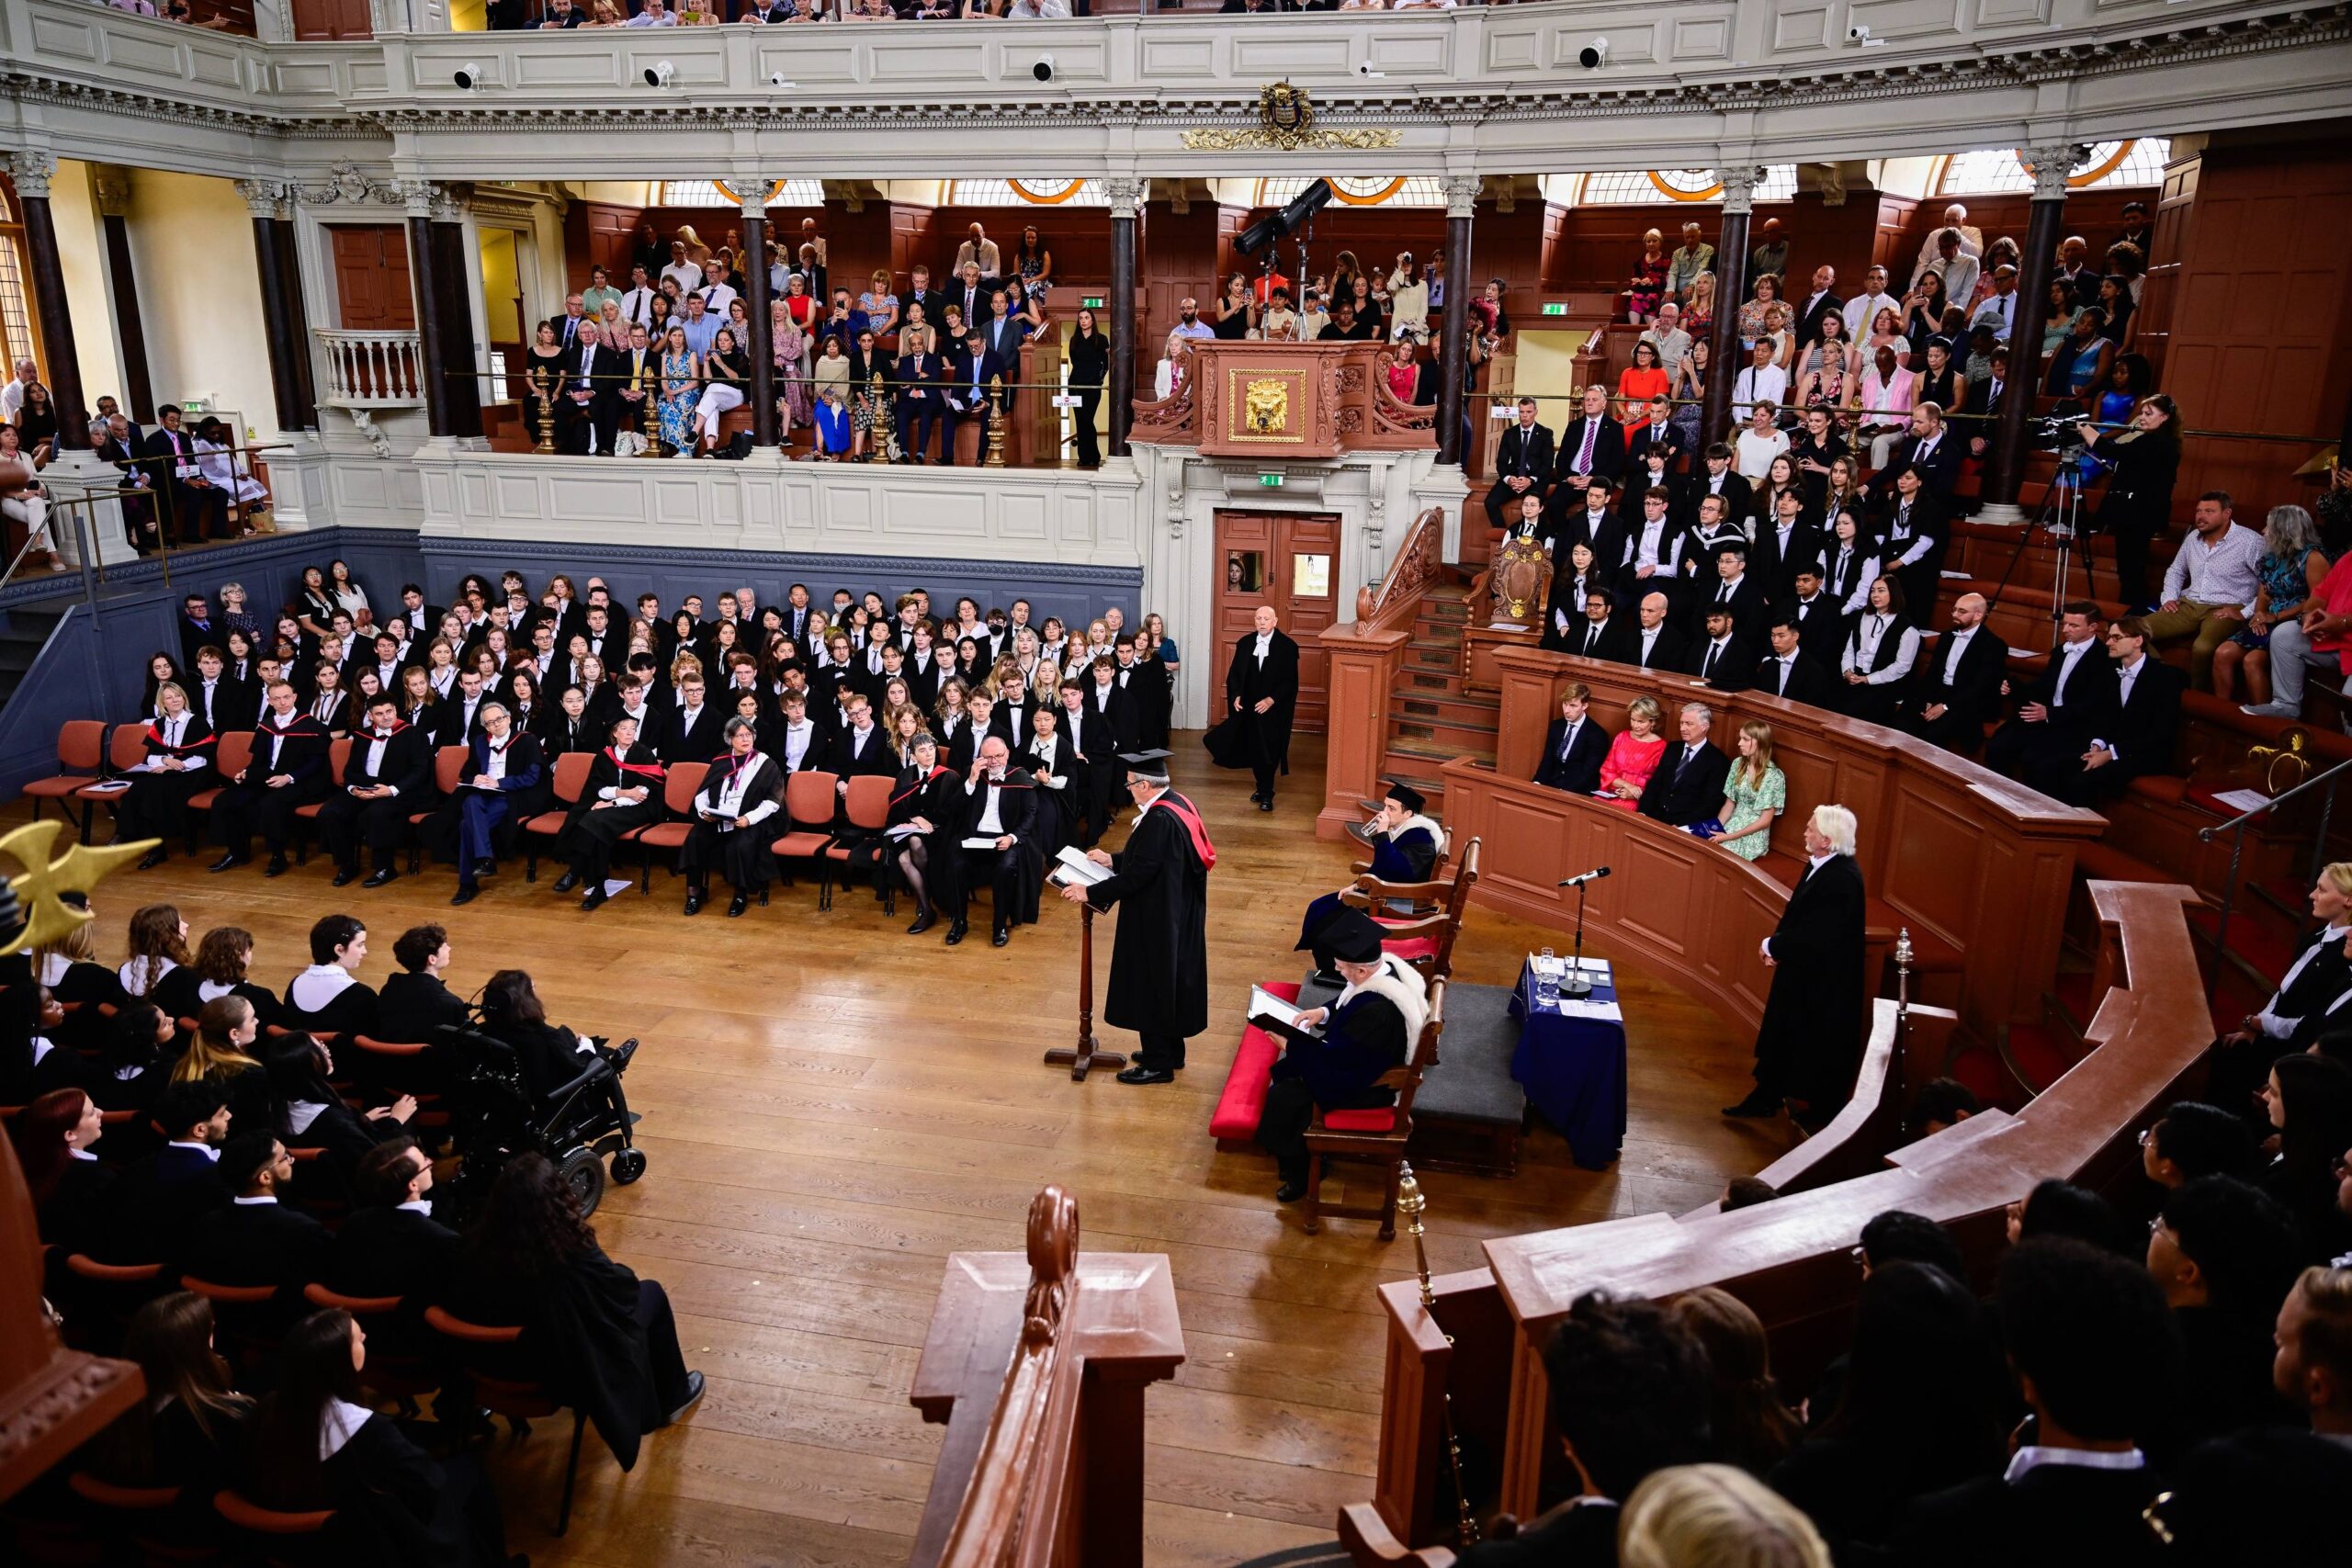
[2187,905,2296,988]
[1947,1042,2009,1107]
[2007,1021,2075,1094]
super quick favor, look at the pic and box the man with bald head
[1907,592,2007,757]
[1628,590,1688,672]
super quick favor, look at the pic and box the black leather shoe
[363,868,398,888]
[137,848,167,871]
[906,910,934,936]
[263,855,290,878]
[450,886,479,907]
[684,888,705,916]
[992,921,1010,947]
[470,859,497,879]
[1273,1181,1307,1204]
[208,853,243,873]
[580,886,607,912]
[1722,1095,1781,1119]
[944,919,967,946]
[664,1371,707,1426]
[1115,1066,1175,1085]
[728,892,748,918]
[1258,797,1274,812]
[552,870,580,895]
[332,868,358,887]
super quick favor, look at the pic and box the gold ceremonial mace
[1396,1164,1479,1547]
[0,821,153,957]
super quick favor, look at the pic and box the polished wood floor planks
[23,735,1782,1566]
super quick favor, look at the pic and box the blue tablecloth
[1509,956,1628,1169]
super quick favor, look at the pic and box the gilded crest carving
[1181,82,1403,152]
[1243,378,1290,434]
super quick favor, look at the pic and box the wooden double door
[1212,511,1340,734]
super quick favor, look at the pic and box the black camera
[2028,413,2086,457]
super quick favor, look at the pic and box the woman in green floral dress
[1713,719,1786,863]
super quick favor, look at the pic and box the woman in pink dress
[1385,344,1421,402]
[1596,695,1667,811]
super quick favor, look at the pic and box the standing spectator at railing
[1067,307,1109,470]
[774,301,811,435]
[1212,274,1255,341]
[955,221,1001,281]
[1665,221,1713,306]
[0,425,59,570]
[1386,254,1430,343]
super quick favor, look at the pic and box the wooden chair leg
[1378,1158,1402,1242]
[1302,1148,1325,1236]
[556,1407,586,1535]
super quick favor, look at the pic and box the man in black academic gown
[1534,682,1611,795]
[940,736,1044,949]
[330,1138,459,1317]
[175,1134,332,1304]
[320,697,435,888]
[1725,804,1869,1126]
[1252,908,1424,1202]
[1638,701,1733,828]
[560,714,670,912]
[207,679,331,877]
[1209,604,1301,811]
[1058,758,1213,1086]
[1755,617,1838,708]
[1907,592,2007,756]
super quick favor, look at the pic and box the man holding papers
[1251,908,1427,1205]
[941,736,1044,948]
[1056,758,1214,1085]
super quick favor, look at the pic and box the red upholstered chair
[211,1491,333,1566]
[406,745,470,873]
[61,1255,170,1349]
[21,720,107,836]
[521,749,596,880]
[182,730,253,853]
[66,1472,213,1565]
[179,1275,288,1364]
[76,722,153,842]
[290,738,353,864]
[820,773,897,913]
[625,761,710,894]
[423,1305,590,1535]
[1344,835,1483,985]
[1303,977,1445,1242]
[769,769,841,889]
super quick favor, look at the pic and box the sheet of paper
[80,780,131,793]
[1555,998,1624,1023]
[1532,953,1611,982]
[2211,787,2272,814]
[600,877,635,897]
[885,823,923,840]
[1248,985,1322,1035]
[960,835,1001,850]
[1052,845,1111,885]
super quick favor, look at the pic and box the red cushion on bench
[1210,980,1299,1144]
[2126,774,2188,806]
[1323,1107,1396,1134]
[1381,935,1440,964]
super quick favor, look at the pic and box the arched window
[1935,140,2170,196]
[655,179,827,208]
[1251,175,1450,208]
[1576,167,1799,205]
[944,180,1107,206]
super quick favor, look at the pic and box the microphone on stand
[1558,865,1612,888]
[1555,867,1610,996]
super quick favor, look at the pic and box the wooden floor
[23,735,1783,1568]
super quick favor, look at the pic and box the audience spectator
[2140,1100,2257,1189]
[2217,502,2328,706]
[1666,1288,1803,1478]
[1618,1465,1830,1568]
[2146,1174,2307,1444]
[2080,392,2181,611]
[2145,492,2264,689]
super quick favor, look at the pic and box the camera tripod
[1979,452,2096,656]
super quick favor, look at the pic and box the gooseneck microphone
[1558,865,1612,888]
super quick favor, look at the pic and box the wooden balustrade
[1318,507,1445,841]
[908,1186,1184,1568]
[1128,342,1439,458]
[1354,873,2207,1551]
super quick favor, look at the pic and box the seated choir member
[116,679,215,869]
[432,699,548,907]
[376,923,470,1045]
[284,914,378,1038]
[2026,615,2185,807]
[265,1032,415,1179]
[245,1309,514,1567]
[1253,908,1428,1205]
[103,1078,233,1260]
[1296,782,1447,976]
[1534,682,1611,795]
[556,714,668,912]
[318,694,433,888]
[207,679,331,877]
[938,735,1044,949]
[88,1292,253,1501]
[1596,694,1667,811]
[1838,574,1921,728]
[680,715,786,917]
[7,1087,116,1258]
[440,1153,704,1479]
[328,1135,458,1306]
[1637,702,1733,828]
[172,1132,331,1303]
[476,967,633,1100]
[889,730,962,937]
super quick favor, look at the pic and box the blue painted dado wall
[0,528,1144,799]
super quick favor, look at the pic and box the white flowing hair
[1810,804,1858,857]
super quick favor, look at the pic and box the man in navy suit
[1637,702,1732,827]
[896,331,948,463]
[1533,683,1611,795]
[944,330,1007,466]
[2030,616,2185,807]
[438,701,547,906]
[1485,397,1555,531]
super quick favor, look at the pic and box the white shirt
[616,286,659,328]
[2052,637,2096,705]
[2257,923,2352,1037]
[286,1100,329,1134]
[1731,364,1787,422]
[971,772,1008,835]
[120,955,177,996]
[1734,426,1790,480]
[2002,1446,2144,1483]
[1252,631,1274,663]
[484,737,512,782]
[289,963,357,1015]
[2160,522,2266,613]
[1940,625,1979,683]
[165,1138,220,1162]
[136,714,205,773]
[781,718,815,771]
[320,1398,374,1461]
[704,754,780,823]
[360,728,399,788]
[661,261,704,296]
[1842,290,1902,340]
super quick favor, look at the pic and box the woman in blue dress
[2213,502,2326,706]
[1706,720,1788,863]
[656,324,700,456]
[1296,781,1447,977]
[811,383,852,459]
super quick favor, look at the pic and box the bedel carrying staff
[1057,758,1214,1086]
[1204,605,1301,811]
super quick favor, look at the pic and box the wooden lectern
[1046,904,1126,1081]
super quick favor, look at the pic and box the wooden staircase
[1380,570,1497,811]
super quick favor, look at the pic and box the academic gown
[1021,734,1079,859]
[680,750,786,892]
[564,744,669,885]
[1297,821,1442,960]
[944,768,1046,927]
[1206,631,1301,779]
[114,715,218,845]
[1751,853,1869,1110]
[1083,791,1212,1041]
[300,1411,510,1568]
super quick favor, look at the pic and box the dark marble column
[1107,176,1141,458]
[741,195,776,447]
[9,152,91,448]
[1437,175,1478,467]
[1699,167,1758,453]
[91,166,153,423]
[1983,145,2088,515]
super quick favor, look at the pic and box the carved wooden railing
[1321,506,1450,840]
[1351,876,2209,1554]
[909,1186,1184,1568]
[1125,370,1197,445]
[1354,505,1445,630]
